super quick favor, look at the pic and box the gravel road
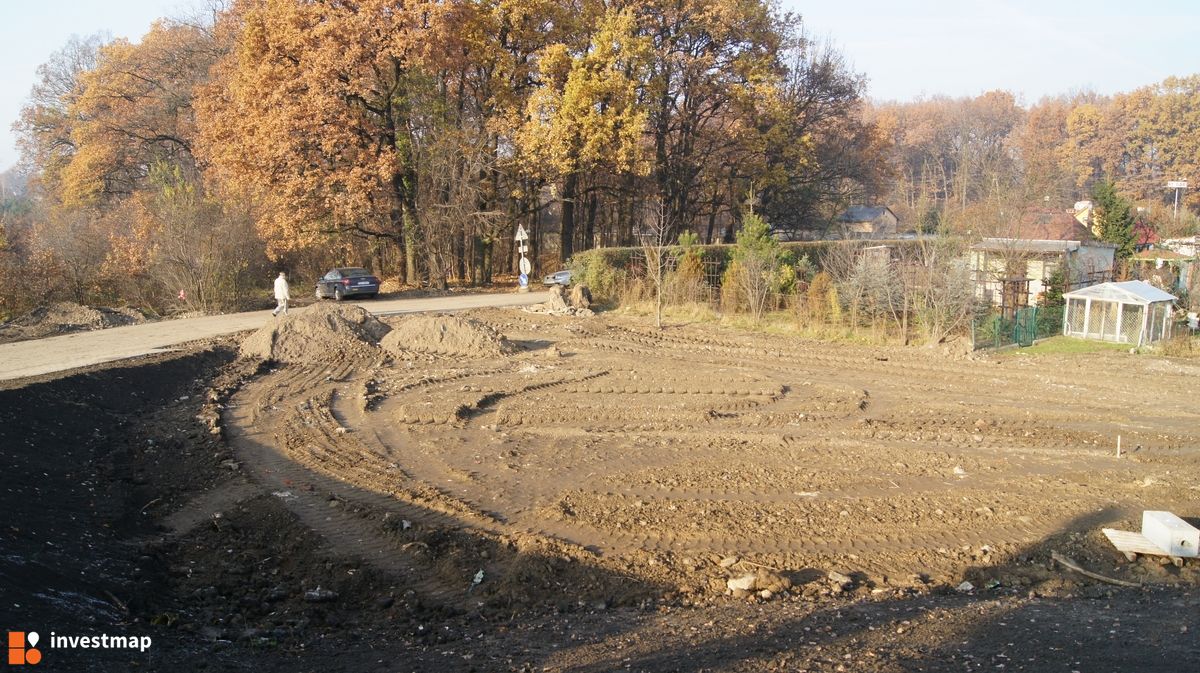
[0,290,549,381]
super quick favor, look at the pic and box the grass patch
[1008,336,1133,356]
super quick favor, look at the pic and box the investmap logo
[6,632,41,666]
[6,630,152,666]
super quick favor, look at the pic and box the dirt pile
[0,302,146,343]
[524,284,594,317]
[239,303,390,362]
[381,313,516,358]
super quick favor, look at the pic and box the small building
[970,209,1116,314]
[970,238,1116,313]
[1062,281,1176,346]
[835,206,898,239]
[1130,248,1195,294]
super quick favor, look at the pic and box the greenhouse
[1062,280,1177,345]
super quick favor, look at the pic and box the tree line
[871,81,1200,238]
[2,1,1196,321]
[0,0,881,317]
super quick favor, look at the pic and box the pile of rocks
[523,285,594,317]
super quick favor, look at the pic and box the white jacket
[274,276,290,300]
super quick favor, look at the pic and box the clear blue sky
[0,0,189,172]
[3,0,1199,171]
[787,0,1200,103]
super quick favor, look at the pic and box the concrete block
[1142,510,1199,558]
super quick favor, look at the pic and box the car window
[339,268,370,277]
[324,271,340,280]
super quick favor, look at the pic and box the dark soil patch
[0,343,1195,672]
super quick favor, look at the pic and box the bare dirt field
[3,306,1198,672]
[230,307,1200,600]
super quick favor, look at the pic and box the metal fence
[970,305,1064,350]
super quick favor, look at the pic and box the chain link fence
[970,305,1064,350]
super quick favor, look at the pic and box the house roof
[836,206,895,224]
[1134,221,1159,246]
[1063,280,1177,304]
[1012,209,1095,241]
[971,238,1081,254]
[1131,249,1194,262]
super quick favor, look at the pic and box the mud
[3,312,1198,672]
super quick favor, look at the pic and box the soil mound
[240,304,390,362]
[12,301,145,329]
[0,302,146,343]
[381,313,516,358]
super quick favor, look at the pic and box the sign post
[1168,180,1188,222]
[515,224,530,292]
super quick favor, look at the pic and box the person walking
[272,271,291,316]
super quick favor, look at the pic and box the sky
[2,0,1199,172]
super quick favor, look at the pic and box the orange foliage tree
[197,0,468,283]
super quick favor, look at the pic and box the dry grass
[1157,334,1200,359]
[617,301,899,345]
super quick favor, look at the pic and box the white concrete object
[1142,511,1199,558]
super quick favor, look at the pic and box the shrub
[569,249,630,302]
[731,213,782,321]
[805,271,833,322]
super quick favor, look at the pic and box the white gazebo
[1062,280,1177,345]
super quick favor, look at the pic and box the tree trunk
[480,237,493,284]
[560,172,578,263]
[584,191,597,252]
[402,198,419,285]
[454,232,466,284]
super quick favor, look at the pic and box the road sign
[515,224,529,242]
[518,273,529,287]
[519,256,531,275]
[518,244,528,254]
[1169,181,1189,221]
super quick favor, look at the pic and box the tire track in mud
[223,309,1200,598]
[225,367,507,610]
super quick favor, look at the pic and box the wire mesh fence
[970,305,1064,350]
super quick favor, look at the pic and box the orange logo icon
[6,632,41,666]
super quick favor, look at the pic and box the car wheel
[334,287,344,301]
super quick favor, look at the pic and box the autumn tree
[519,6,652,262]
[197,0,467,283]
[13,34,106,193]
[30,20,221,219]
[642,0,785,240]
[760,36,886,236]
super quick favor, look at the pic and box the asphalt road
[0,290,550,382]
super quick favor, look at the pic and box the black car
[315,267,381,300]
